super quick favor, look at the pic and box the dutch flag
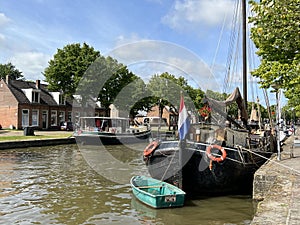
[178,95,190,140]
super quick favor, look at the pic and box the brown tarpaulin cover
[203,87,248,127]
[223,87,248,121]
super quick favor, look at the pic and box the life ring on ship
[206,144,227,162]
[143,141,159,157]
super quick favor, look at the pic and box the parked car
[142,117,167,127]
[60,121,73,131]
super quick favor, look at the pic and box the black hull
[74,130,151,145]
[145,141,273,196]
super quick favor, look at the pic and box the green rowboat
[130,175,186,209]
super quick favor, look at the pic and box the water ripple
[0,144,254,224]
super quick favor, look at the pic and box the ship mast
[242,0,247,109]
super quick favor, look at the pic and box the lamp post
[271,83,281,161]
[158,98,162,135]
[291,107,295,135]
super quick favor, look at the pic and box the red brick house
[147,105,178,129]
[0,76,105,130]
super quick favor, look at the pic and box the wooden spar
[137,185,163,189]
[242,0,247,109]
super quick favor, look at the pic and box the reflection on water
[0,144,255,224]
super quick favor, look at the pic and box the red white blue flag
[178,95,190,140]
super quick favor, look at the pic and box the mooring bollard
[290,144,294,158]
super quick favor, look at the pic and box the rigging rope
[263,88,275,130]
[223,0,240,93]
[191,143,300,175]
[210,10,227,72]
[242,147,300,175]
[160,146,179,181]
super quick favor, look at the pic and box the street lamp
[271,83,281,161]
[158,98,162,135]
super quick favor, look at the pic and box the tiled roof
[7,80,72,106]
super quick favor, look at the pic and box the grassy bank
[0,130,73,142]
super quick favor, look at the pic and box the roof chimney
[6,75,10,84]
[36,80,40,89]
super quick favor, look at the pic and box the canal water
[0,144,256,224]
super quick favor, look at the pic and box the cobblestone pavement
[251,128,300,225]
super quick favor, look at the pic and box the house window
[51,110,57,126]
[22,109,29,127]
[59,111,65,123]
[59,94,65,105]
[42,110,48,129]
[74,111,80,126]
[75,111,80,118]
[32,110,39,126]
[32,91,40,103]
[67,111,72,122]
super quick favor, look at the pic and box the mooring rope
[242,147,300,175]
[160,146,179,181]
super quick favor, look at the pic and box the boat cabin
[78,117,130,133]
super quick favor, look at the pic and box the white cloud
[10,52,51,81]
[162,0,235,32]
[0,13,11,27]
[0,13,11,47]
[0,33,5,42]
[0,14,53,80]
[114,34,145,47]
[106,40,220,91]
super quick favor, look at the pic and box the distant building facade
[0,76,105,130]
[146,105,178,129]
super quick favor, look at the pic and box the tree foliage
[113,77,153,117]
[44,43,143,116]
[73,54,140,116]
[98,57,139,116]
[0,62,24,80]
[147,72,205,117]
[249,0,300,112]
[205,89,268,121]
[282,105,298,122]
[44,43,100,97]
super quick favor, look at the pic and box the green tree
[249,0,300,112]
[205,89,226,101]
[113,77,153,117]
[159,73,205,110]
[71,53,141,117]
[205,90,269,122]
[44,42,100,97]
[147,74,177,118]
[147,72,204,117]
[98,57,139,116]
[0,62,24,80]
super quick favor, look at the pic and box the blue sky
[0,0,281,105]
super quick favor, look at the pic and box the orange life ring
[143,141,159,157]
[206,144,227,162]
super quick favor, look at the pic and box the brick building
[0,76,105,130]
[147,105,178,128]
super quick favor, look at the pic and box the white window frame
[32,109,39,126]
[22,109,29,127]
[67,111,72,122]
[59,111,65,123]
[42,110,48,129]
[32,91,40,103]
[59,94,66,105]
[50,110,57,126]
